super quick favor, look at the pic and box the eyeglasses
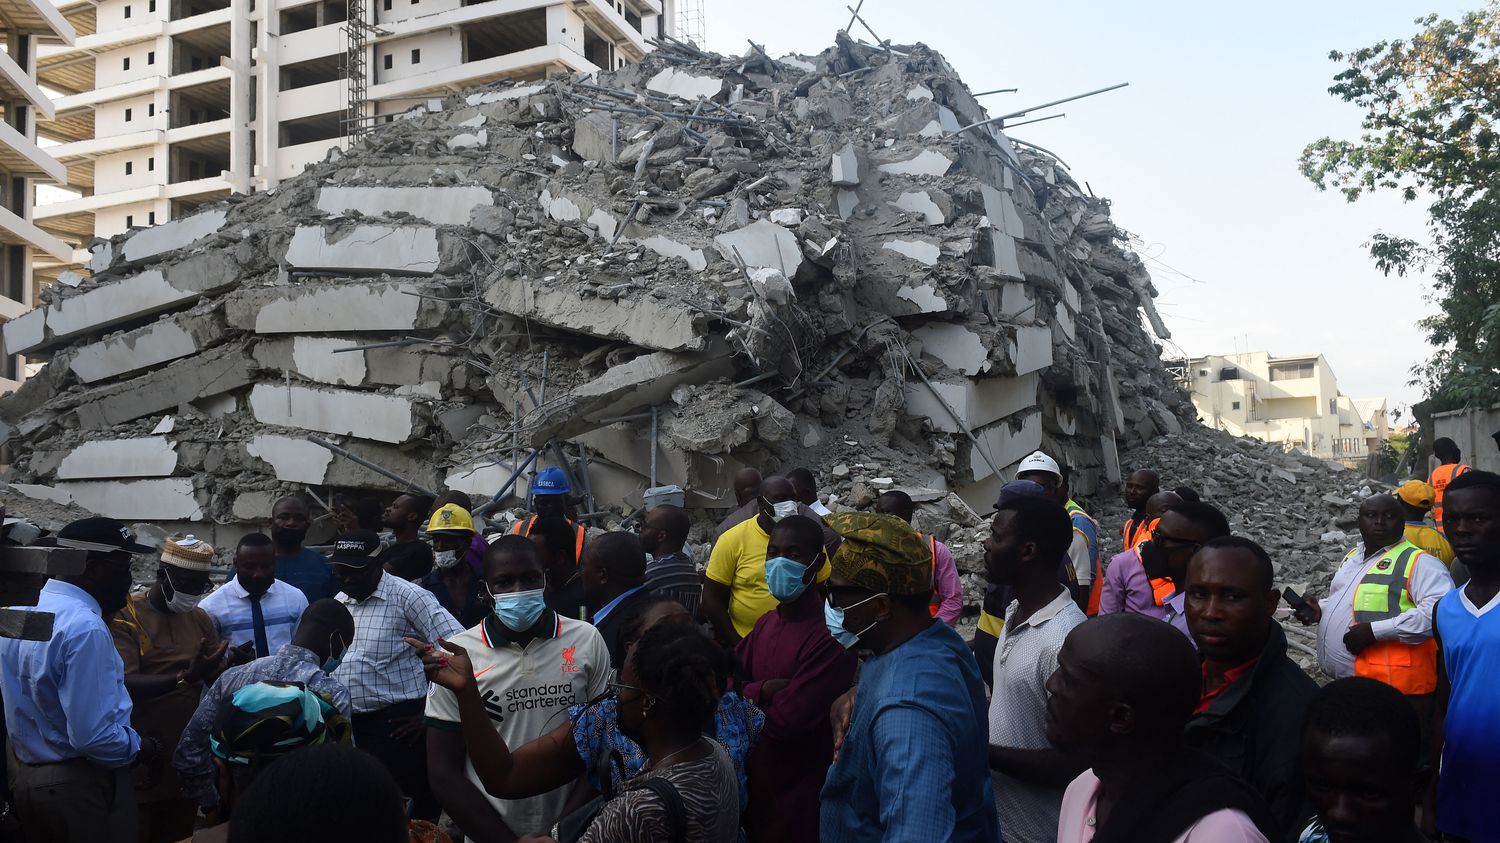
[1150,531,1202,551]
[825,585,877,610]
[607,681,652,701]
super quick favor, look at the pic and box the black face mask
[1139,541,1170,580]
[271,526,307,549]
[240,575,275,597]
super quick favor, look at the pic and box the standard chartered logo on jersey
[505,682,578,712]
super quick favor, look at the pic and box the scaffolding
[341,0,382,140]
[676,0,705,48]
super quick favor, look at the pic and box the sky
[703,0,1472,422]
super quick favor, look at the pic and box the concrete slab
[968,411,1043,482]
[896,284,947,313]
[981,185,1026,239]
[56,479,201,520]
[465,84,546,106]
[245,432,437,489]
[284,225,440,275]
[484,280,704,352]
[906,85,934,101]
[646,67,723,100]
[1011,325,1054,376]
[1,309,43,357]
[447,130,487,151]
[68,311,227,384]
[539,187,583,222]
[9,483,75,508]
[56,436,178,480]
[913,322,989,375]
[572,112,617,163]
[444,460,518,501]
[232,491,279,521]
[245,434,334,484]
[713,220,802,275]
[877,150,952,177]
[882,239,940,266]
[587,208,618,241]
[999,282,1034,320]
[120,210,227,264]
[227,281,443,334]
[74,346,257,430]
[988,230,1023,279]
[890,191,946,224]
[905,372,1039,433]
[831,144,860,186]
[253,336,370,386]
[637,236,707,271]
[316,186,494,226]
[248,384,423,445]
[575,426,745,508]
[836,189,859,220]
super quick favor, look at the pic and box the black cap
[52,517,155,554]
[328,530,383,567]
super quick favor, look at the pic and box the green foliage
[1301,4,1500,409]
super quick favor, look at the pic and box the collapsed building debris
[0,33,1196,544]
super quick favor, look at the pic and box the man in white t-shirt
[424,535,610,839]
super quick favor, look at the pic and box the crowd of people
[1,437,1498,843]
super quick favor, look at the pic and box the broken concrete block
[890,190,947,225]
[69,311,227,384]
[646,67,723,100]
[446,129,487,151]
[882,239,941,266]
[248,384,424,445]
[464,83,546,106]
[1011,325,1054,376]
[74,346,257,430]
[905,372,1038,433]
[539,186,584,223]
[836,189,860,220]
[484,280,704,352]
[914,322,990,375]
[987,230,1023,279]
[769,209,803,227]
[284,225,440,275]
[444,459,518,501]
[981,184,1026,239]
[252,336,368,386]
[226,281,444,334]
[121,210,227,265]
[714,220,802,275]
[747,267,794,304]
[897,283,948,314]
[2,309,44,357]
[831,144,860,186]
[968,411,1043,482]
[637,236,707,271]
[56,437,178,480]
[572,112,617,162]
[232,491,279,521]
[316,186,494,226]
[877,149,953,177]
[575,426,745,508]
[56,479,201,520]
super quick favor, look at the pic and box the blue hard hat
[531,467,572,496]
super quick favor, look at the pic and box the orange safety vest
[1086,562,1104,616]
[1122,516,1155,551]
[1430,463,1471,532]
[924,534,942,617]
[1348,541,1439,695]
[510,516,586,561]
[1150,573,1175,607]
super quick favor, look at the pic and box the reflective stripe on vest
[510,516,586,560]
[1347,540,1438,694]
[1431,463,1471,530]
[925,534,941,617]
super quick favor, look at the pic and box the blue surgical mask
[765,556,811,603]
[491,587,547,632]
[322,655,343,674]
[825,593,884,649]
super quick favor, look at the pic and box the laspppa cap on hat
[328,530,383,567]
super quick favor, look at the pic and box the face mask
[825,593,884,649]
[433,550,460,570]
[164,569,206,614]
[271,526,308,548]
[491,587,547,632]
[771,500,799,522]
[765,556,811,603]
[323,632,345,674]
[239,575,274,597]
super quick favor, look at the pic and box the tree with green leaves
[1301,3,1500,412]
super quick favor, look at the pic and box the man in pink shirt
[874,490,963,624]
[1099,491,1183,620]
[1046,614,1278,842]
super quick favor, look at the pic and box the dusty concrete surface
[0,33,1195,535]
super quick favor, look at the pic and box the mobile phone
[1282,587,1317,622]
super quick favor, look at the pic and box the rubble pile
[0,34,1195,542]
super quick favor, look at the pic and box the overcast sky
[704,1,1470,422]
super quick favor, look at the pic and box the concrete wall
[1432,405,1500,475]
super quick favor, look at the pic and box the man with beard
[270,496,335,602]
[200,533,309,659]
[0,517,159,840]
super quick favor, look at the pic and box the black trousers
[351,699,439,822]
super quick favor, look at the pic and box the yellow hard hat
[426,504,476,535]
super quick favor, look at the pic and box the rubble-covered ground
[0,33,1195,548]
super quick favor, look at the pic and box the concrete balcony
[368,42,593,101]
[35,183,164,218]
[0,204,75,262]
[1,0,76,43]
[0,49,55,119]
[0,120,67,183]
[276,21,344,65]
[50,127,163,162]
[53,75,162,111]
[164,116,230,144]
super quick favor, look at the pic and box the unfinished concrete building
[0,35,1194,543]
[0,0,75,390]
[31,0,674,255]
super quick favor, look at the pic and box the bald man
[581,531,656,667]
[1122,469,1161,551]
[1048,615,1276,842]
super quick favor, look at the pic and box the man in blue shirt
[580,531,653,667]
[0,517,159,841]
[819,512,999,843]
[271,496,335,602]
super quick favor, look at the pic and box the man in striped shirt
[640,504,702,617]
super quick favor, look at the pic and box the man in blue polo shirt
[271,496,335,602]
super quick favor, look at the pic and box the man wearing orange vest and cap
[508,466,585,561]
[1301,494,1453,702]
[1429,437,1472,533]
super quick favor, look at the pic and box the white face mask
[164,569,206,614]
[433,550,460,570]
[771,500,799,522]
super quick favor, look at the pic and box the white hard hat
[1016,450,1061,479]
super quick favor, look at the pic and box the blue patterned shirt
[172,643,352,806]
[569,691,763,810]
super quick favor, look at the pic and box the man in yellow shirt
[704,476,831,644]
[1396,479,1455,567]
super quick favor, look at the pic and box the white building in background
[0,0,74,388]
[31,0,673,255]
[1185,351,1389,463]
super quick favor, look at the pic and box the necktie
[250,592,270,658]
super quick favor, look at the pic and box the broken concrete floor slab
[226,281,444,335]
[646,67,723,101]
[120,210,228,265]
[74,346,257,430]
[484,280,704,352]
[905,371,1039,433]
[713,219,803,275]
[284,225,440,275]
[316,186,495,227]
[68,311,227,384]
[56,436,178,480]
[248,384,425,445]
[56,478,202,521]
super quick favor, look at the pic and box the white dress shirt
[198,577,308,656]
[1316,540,1454,679]
[333,571,463,713]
